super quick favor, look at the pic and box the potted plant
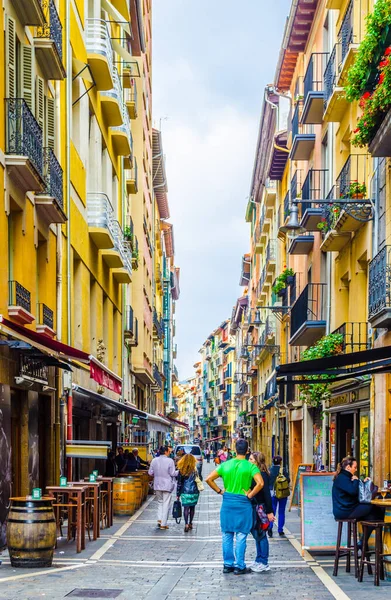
[317,218,329,233]
[272,268,295,295]
[123,225,133,242]
[346,181,367,199]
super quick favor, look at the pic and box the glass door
[359,410,370,479]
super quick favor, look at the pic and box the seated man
[132,448,149,470]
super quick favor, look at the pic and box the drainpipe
[65,0,72,480]
[121,153,126,442]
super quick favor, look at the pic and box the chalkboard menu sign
[301,473,338,551]
[289,464,314,510]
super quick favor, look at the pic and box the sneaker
[268,529,273,538]
[223,565,235,573]
[278,531,285,536]
[233,567,251,575]
[250,563,270,573]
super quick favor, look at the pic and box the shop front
[326,381,371,478]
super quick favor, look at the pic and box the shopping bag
[359,479,375,503]
[172,499,182,523]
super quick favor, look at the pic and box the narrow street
[1,465,389,599]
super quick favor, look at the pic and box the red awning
[0,315,122,394]
[158,412,189,431]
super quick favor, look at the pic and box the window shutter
[21,44,34,112]
[35,76,45,129]
[5,16,16,99]
[46,96,55,149]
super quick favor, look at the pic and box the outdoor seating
[358,521,391,586]
[333,518,359,579]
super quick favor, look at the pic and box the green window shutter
[35,76,45,129]
[5,16,16,99]
[21,44,34,112]
[46,96,55,149]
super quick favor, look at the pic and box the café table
[46,485,88,553]
[69,481,102,541]
[371,497,391,581]
[84,477,114,528]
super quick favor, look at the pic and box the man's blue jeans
[271,495,288,533]
[255,533,269,565]
[222,531,247,570]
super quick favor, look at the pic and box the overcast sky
[152,1,289,380]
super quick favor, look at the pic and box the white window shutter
[36,76,45,129]
[5,16,16,99]
[21,44,34,112]
[46,96,55,149]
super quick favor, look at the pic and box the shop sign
[329,387,369,409]
[90,361,122,394]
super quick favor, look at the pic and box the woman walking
[249,452,275,572]
[176,453,200,532]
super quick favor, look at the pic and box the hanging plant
[299,333,344,408]
[272,268,295,295]
[123,226,134,242]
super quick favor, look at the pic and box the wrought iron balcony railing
[324,44,338,108]
[291,170,302,200]
[153,309,164,340]
[125,305,138,344]
[303,52,329,97]
[331,322,370,352]
[37,302,54,329]
[368,246,391,325]
[6,98,43,178]
[9,280,31,313]
[153,363,163,390]
[36,0,63,60]
[301,169,330,204]
[338,0,354,65]
[42,147,63,207]
[290,283,327,341]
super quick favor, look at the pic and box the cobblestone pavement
[0,465,390,599]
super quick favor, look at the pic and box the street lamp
[279,204,306,235]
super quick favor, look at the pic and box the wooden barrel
[123,473,144,505]
[113,477,138,516]
[6,497,56,568]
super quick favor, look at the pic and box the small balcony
[101,68,123,126]
[264,179,277,207]
[8,280,34,325]
[5,98,45,193]
[290,101,315,161]
[34,0,65,80]
[36,302,55,337]
[153,309,164,341]
[112,103,133,156]
[86,19,114,91]
[302,52,329,124]
[124,305,138,346]
[11,0,45,26]
[288,233,315,255]
[131,236,139,269]
[265,239,277,277]
[323,44,348,122]
[337,0,364,84]
[87,193,115,249]
[300,169,329,231]
[111,221,132,283]
[331,322,370,352]
[35,148,66,223]
[126,158,138,194]
[153,364,163,391]
[368,246,391,329]
[290,283,327,346]
[126,84,138,119]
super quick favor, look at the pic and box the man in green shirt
[206,439,263,575]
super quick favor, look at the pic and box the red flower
[379,73,385,85]
[353,128,360,133]
[379,58,390,68]
[362,92,371,100]
[384,47,391,56]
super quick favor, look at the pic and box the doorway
[337,412,355,460]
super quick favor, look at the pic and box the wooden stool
[358,521,391,586]
[100,490,109,529]
[333,518,359,578]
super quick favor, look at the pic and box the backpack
[274,468,290,499]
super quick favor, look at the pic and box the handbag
[359,479,378,503]
[195,472,205,492]
[172,499,182,523]
[255,503,270,531]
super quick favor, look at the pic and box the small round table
[371,498,391,581]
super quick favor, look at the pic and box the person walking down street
[148,445,176,530]
[205,448,211,463]
[206,439,264,575]
[249,452,274,573]
[269,455,290,537]
[176,453,200,532]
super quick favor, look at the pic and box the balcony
[112,103,133,157]
[290,101,315,161]
[153,309,164,341]
[111,220,132,283]
[368,246,391,328]
[331,322,370,352]
[265,240,277,281]
[101,68,123,126]
[300,169,329,231]
[264,179,277,207]
[153,364,163,391]
[337,0,364,84]
[87,193,115,249]
[126,84,138,119]
[324,45,348,122]
[131,236,139,269]
[124,305,138,346]
[35,148,66,223]
[36,302,55,337]
[11,0,45,26]
[86,19,114,91]
[8,280,34,325]
[288,233,315,255]
[302,52,329,124]
[290,283,327,346]
[5,98,45,193]
[34,0,65,80]
[126,159,138,194]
